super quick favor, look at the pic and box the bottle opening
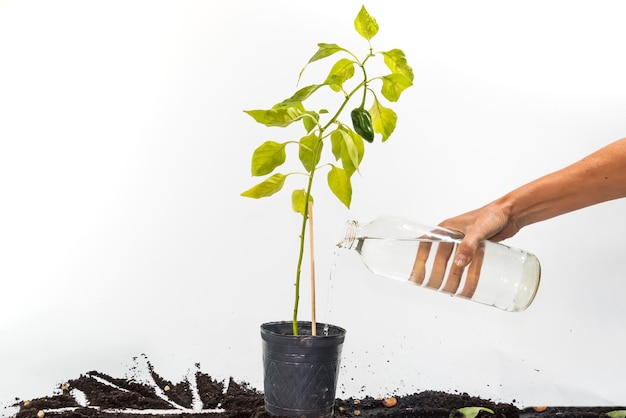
[337,220,359,249]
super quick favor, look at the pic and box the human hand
[409,202,518,299]
[409,238,485,299]
[439,203,518,267]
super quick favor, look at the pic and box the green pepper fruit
[350,108,375,143]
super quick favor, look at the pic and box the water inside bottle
[343,237,540,312]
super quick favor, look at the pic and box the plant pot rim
[261,320,346,339]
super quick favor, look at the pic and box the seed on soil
[533,406,547,412]
[354,410,361,416]
[164,385,170,391]
[61,383,69,391]
[37,411,45,418]
[353,399,360,405]
[382,397,397,408]
[23,400,30,407]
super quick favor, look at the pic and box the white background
[1,0,626,413]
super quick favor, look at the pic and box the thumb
[454,236,480,268]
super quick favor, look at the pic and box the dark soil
[9,358,623,418]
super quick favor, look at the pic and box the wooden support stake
[308,200,316,336]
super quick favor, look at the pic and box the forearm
[497,137,626,230]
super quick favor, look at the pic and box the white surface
[1,0,626,411]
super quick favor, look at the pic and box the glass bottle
[337,216,541,312]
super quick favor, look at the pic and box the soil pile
[8,359,623,418]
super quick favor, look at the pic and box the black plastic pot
[261,321,347,417]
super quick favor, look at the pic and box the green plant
[606,411,626,418]
[451,407,495,418]
[241,5,413,335]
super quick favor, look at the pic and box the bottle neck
[337,220,359,249]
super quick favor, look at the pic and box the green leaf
[382,48,414,82]
[244,105,305,128]
[339,128,359,172]
[302,113,319,133]
[324,58,356,92]
[327,166,352,208]
[380,73,413,102]
[277,84,324,107]
[250,141,287,176]
[341,128,364,177]
[606,411,626,418]
[299,133,323,172]
[452,407,494,418]
[291,189,313,216]
[331,127,363,176]
[307,43,346,64]
[330,129,343,161]
[241,173,286,199]
[330,128,364,176]
[299,43,347,82]
[369,97,397,142]
[354,5,378,40]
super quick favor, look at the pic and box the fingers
[410,237,484,299]
[427,242,453,290]
[410,229,487,300]
[410,241,431,285]
[442,248,465,294]
[412,239,468,292]
[460,243,485,299]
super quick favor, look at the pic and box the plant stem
[359,66,368,109]
[293,152,317,336]
[321,80,366,132]
[292,74,368,336]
